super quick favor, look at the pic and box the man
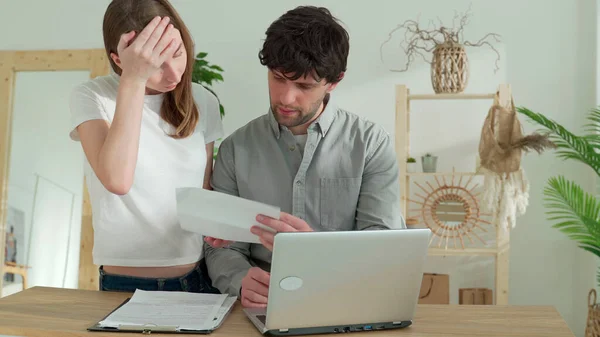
[204,6,405,308]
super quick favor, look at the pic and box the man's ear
[110,52,122,69]
[326,72,345,92]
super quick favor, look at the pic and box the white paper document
[176,187,280,243]
[98,289,236,331]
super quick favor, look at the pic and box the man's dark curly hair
[258,6,349,84]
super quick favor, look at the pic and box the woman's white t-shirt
[69,72,224,267]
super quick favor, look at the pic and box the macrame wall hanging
[478,96,555,232]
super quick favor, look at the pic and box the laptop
[243,228,431,335]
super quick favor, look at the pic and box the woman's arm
[77,77,146,195]
[76,17,178,195]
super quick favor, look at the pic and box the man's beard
[271,94,325,128]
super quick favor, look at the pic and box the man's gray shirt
[204,95,406,296]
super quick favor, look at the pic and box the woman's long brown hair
[102,0,199,139]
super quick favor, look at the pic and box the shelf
[408,93,496,101]
[397,84,512,305]
[428,247,498,257]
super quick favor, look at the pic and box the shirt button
[296,180,302,185]
[289,145,296,151]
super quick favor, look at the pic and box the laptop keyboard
[257,315,267,325]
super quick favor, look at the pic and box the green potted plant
[191,52,225,159]
[516,105,600,331]
[421,153,438,173]
[407,157,417,173]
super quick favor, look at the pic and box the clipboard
[87,296,235,334]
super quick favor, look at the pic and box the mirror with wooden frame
[0,49,108,296]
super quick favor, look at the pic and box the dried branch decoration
[380,5,502,93]
[380,5,501,72]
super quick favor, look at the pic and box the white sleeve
[69,83,108,142]
[194,84,224,144]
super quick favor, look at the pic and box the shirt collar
[268,93,336,139]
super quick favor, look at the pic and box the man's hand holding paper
[251,212,313,251]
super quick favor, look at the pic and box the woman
[70,0,225,293]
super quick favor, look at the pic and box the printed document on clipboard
[88,289,237,334]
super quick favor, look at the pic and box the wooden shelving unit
[395,84,511,305]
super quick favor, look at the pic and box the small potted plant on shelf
[407,157,417,173]
[421,153,438,173]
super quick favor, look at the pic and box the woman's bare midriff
[103,262,197,278]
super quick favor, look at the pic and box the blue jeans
[99,259,220,294]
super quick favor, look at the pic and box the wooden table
[0,287,574,336]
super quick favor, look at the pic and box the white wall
[1,0,596,335]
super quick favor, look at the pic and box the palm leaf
[517,106,600,176]
[584,109,600,150]
[584,134,600,144]
[543,176,600,259]
[583,108,600,134]
[520,105,600,288]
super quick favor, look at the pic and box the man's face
[268,69,339,128]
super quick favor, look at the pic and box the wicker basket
[587,289,600,337]
[430,42,469,94]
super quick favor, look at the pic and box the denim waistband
[98,260,215,293]
[98,261,201,282]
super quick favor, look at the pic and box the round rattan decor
[431,42,469,94]
[406,172,492,249]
